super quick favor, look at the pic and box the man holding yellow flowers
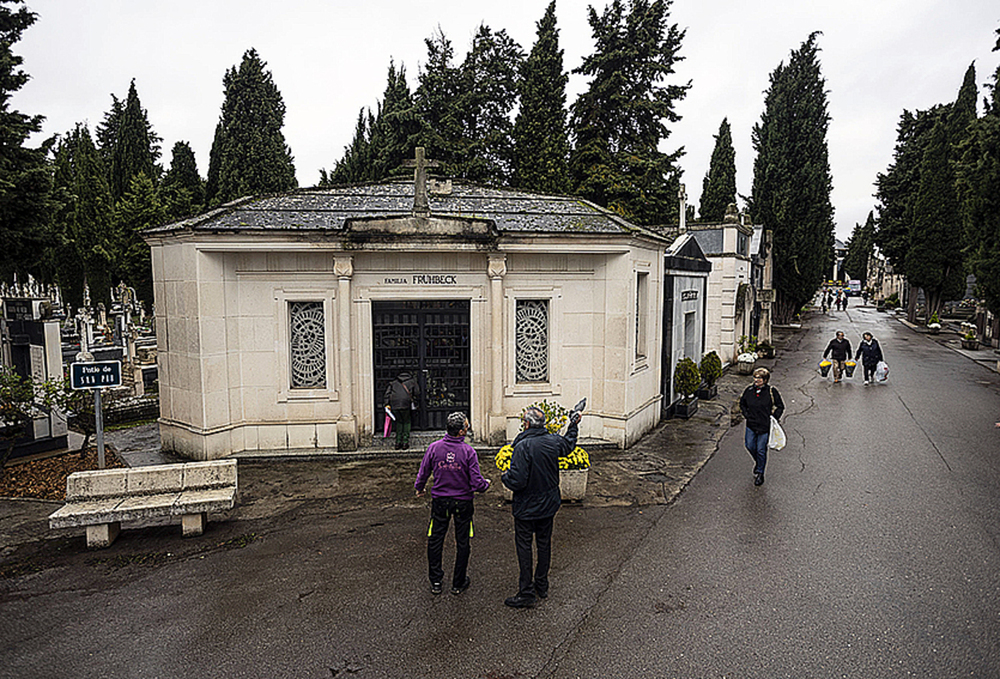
[500,405,581,608]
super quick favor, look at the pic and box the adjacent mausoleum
[145,159,708,459]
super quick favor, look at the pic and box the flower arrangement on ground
[737,335,758,363]
[927,312,941,330]
[494,443,590,472]
[494,400,591,472]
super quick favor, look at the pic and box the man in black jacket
[384,371,419,449]
[739,367,785,486]
[823,331,853,383]
[501,406,580,608]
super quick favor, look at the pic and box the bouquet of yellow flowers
[494,444,590,472]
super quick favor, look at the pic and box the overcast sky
[12,0,1000,241]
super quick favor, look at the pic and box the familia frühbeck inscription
[382,274,458,285]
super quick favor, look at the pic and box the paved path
[2,307,998,678]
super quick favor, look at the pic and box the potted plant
[927,312,941,334]
[696,351,722,400]
[756,340,775,359]
[672,357,700,419]
[494,400,590,501]
[736,335,758,374]
[960,323,979,350]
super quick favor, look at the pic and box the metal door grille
[373,300,470,431]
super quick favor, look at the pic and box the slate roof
[146,179,670,242]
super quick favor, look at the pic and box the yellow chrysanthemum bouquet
[494,400,590,472]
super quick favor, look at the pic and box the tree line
[843,26,1000,321]
[3,0,846,325]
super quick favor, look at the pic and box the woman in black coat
[855,332,884,384]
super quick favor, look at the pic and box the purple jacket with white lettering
[414,434,490,500]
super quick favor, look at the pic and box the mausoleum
[145,154,708,459]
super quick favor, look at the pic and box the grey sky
[12,0,1000,240]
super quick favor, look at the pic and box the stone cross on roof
[401,147,440,216]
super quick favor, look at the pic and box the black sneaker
[504,593,536,608]
[754,473,764,486]
[535,589,548,599]
[451,577,471,595]
[431,582,443,595]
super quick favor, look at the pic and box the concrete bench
[48,460,237,549]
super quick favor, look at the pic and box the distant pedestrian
[414,412,490,596]
[739,367,785,486]
[855,332,884,384]
[842,293,849,309]
[384,371,419,449]
[823,331,853,383]
[821,293,828,314]
[862,290,870,305]
[501,405,580,608]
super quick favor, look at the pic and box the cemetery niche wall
[145,163,705,460]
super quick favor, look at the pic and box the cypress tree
[841,211,876,284]
[159,141,205,221]
[206,49,297,206]
[906,117,965,319]
[748,33,835,324]
[699,118,736,222]
[51,125,115,307]
[956,62,1000,316]
[453,24,523,185]
[512,1,571,194]
[369,62,420,181]
[114,172,163,306]
[569,0,689,225]
[413,29,464,173]
[322,108,375,185]
[0,0,54,284]
[106,80,161,201]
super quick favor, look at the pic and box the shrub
[699,351,722,387]
[673,357,701,400]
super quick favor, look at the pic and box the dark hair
[446,412,468,436]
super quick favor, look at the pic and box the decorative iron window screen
[516,299,548,382]
[289,301,326,388]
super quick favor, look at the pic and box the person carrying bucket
[823,331,853,383]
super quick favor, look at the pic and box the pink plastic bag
[383,414,393,438]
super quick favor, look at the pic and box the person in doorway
[855,332,884,384]
[501,405,580,608]
[823,330,853,383]
[415,412,490,596]
[739,367,785,486]
[384,371,419,449]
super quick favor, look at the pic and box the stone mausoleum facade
[145,169,707,460]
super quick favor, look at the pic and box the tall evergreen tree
[413,29,464,173]
[368,61,420,180]
[94,94,122,173]
[699,117,736,222]
[875,106,946,278]
[206,48,297,206]
[0,0,54,284]
[569,0,689,226]
[452,24,523,185]
[159,140,205,221]
[512,1,571,194]
[50,125,115,307]
[322,108,374,185]
[748,33,835,324]
[956,62,1000,315]
[906,116,966,318]
[114,172,163,306]
[841,211,876,284]
[105,80,161,201]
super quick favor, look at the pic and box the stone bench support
[49,460,237,549]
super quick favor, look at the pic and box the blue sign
[70,361,122,389]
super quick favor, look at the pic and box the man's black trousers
[514,516,554,597]
[427,497,474,586]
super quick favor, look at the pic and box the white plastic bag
[768,416,786,450]
[875,360,889,382]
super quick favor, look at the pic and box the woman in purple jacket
[415,412,490,595]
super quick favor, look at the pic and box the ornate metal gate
[373,300,470,431]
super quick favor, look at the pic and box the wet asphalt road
[2,307,999,678]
